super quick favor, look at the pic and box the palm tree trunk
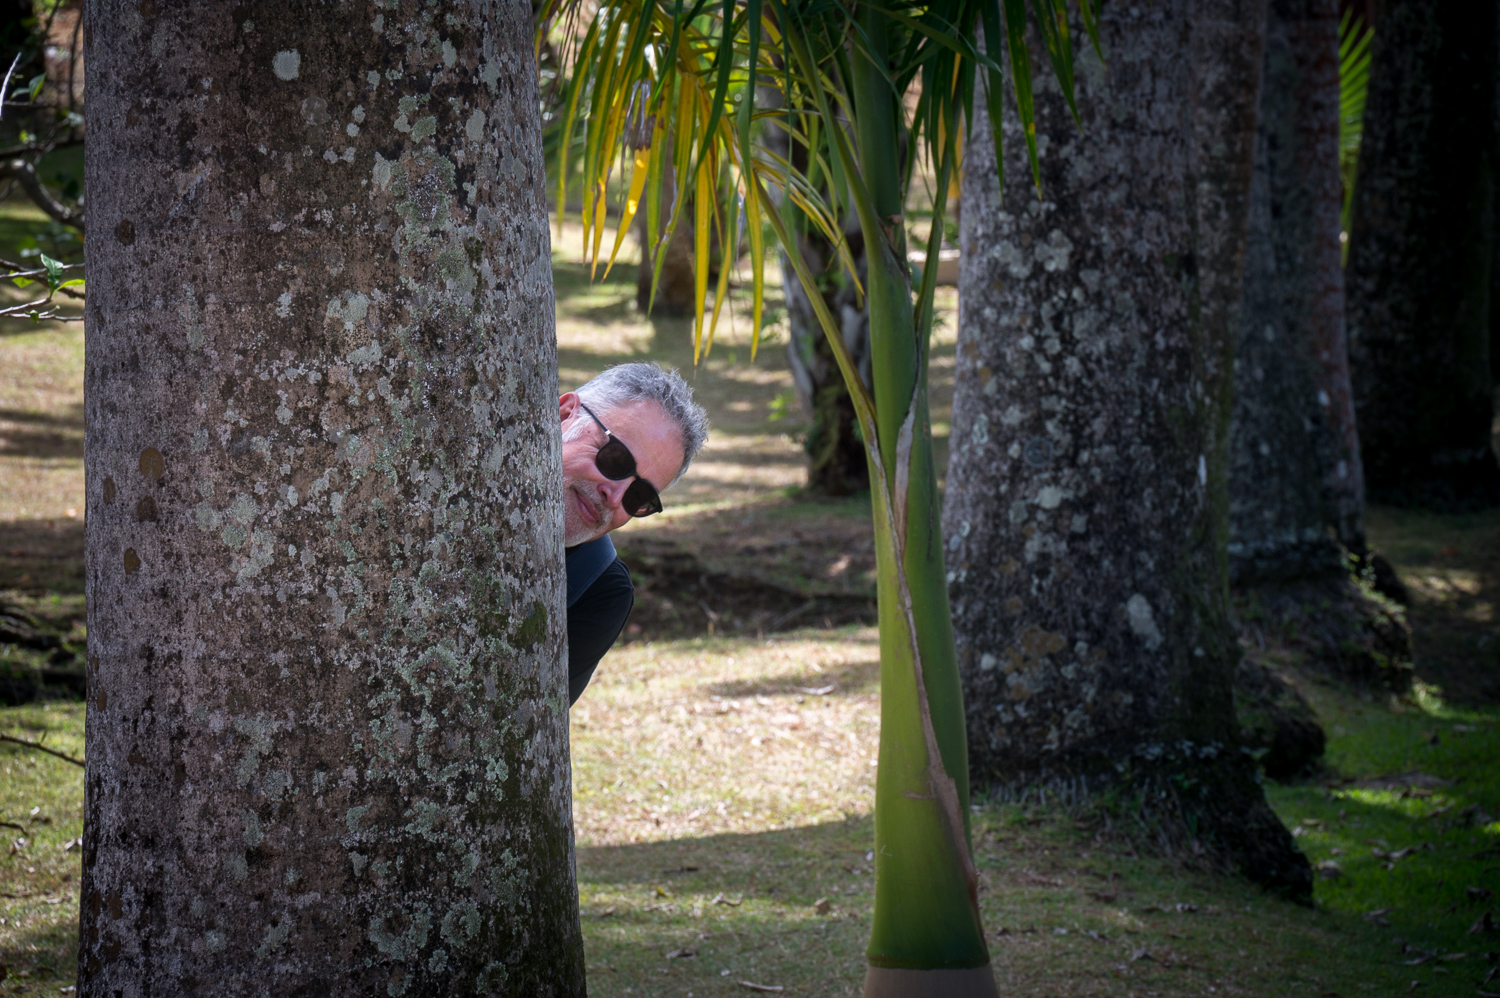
[841,11,995,995]
[945,0,1311,895]
[1345,0,1500,508]
[80,1,585,993]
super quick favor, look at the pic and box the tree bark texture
[1230,0,1364,583]
[946,3,1310,893]
[81,2,585,995]
[1345,0,1500,508]
[782,227,871,496]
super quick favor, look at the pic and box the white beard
[562,484,606,547]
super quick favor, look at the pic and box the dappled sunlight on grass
[1264,672,1500,986]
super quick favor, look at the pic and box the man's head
[560,363,709,546]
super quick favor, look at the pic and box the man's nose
[597,476,632,510]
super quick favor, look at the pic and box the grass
[2,206,1499,995]
[0,702,84,993]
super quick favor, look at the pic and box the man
[560,362,709,704]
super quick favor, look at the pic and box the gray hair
[574,362,709,485]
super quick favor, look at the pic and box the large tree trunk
[1345,0,1500,508]
[81,2,585,994]
[945,1,1310,894]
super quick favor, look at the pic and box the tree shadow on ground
[0,518,84,594]
[0,404,83,460]
[1366,504,1500,705]
[575,806,1413,997]
[702,655,880,699]
[576,817,872,997]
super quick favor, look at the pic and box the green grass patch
[1264,683,1500,979]
[0,702,83,995]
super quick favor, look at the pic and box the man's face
[559,392,686,546]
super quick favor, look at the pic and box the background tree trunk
[946,1,1310,894]
[1231,0,1362,583]
[635,149,701,317]
[1229,0,1411,739]
[782,229,871,495]
[1345,0,1500,508]
[81,2,585,994]
[763,104,872,496]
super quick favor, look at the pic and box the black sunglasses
[577,402,664,518]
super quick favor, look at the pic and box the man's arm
[567,557,634,705]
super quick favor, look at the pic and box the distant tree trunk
[764,98,872,496]
[1228,0,1347,777]
[81,2,585,995]
[1345,0,1500,508]
[1230,0,1411,711]
[1232,0,1362,582]
[636,150,700,316]
[946,1,1310,894]
[782,229,871,495]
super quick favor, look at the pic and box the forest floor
[0,214,1498,995]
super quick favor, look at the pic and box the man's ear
[559,392,580,426]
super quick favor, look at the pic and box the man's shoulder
[566,535,620,607]
[588,556,634,599]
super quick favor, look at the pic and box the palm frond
[1338,8,1373,263]
[539,0,1086,363]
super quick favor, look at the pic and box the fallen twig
[0,732,84,767]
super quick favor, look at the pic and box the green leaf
[26,73,44,101]
[39,253,63,292]
[11,276,33,288]
[58,278,84,290]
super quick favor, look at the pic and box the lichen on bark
[945,2,1310,894]
[81,1,584,994]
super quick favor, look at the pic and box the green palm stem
[850,12,989,983]
[762,7,992,986]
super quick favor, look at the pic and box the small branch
[0,733,85,767]
[0,136,85,158]
[0,158,84,231]
[0,52,22,122]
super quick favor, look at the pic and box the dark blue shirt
[565,535,634,705]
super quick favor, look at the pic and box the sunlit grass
[0,702,84,996]
[1264,673,1500,985]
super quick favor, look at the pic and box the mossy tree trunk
[81,1,585,994]
[945,0,1311,894]
[1345,0,1500,508]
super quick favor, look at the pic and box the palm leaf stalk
[539,0,1095,990]
[1337,9,1373,265]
